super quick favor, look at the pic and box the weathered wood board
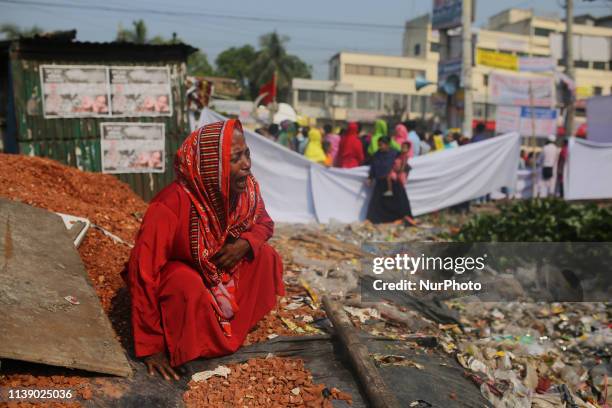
[0,198,131,377]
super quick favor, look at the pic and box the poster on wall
[496,106,558,137]
[110,67,173,117]
[100,122,165,174]
[489,73,555,107]
[40,65,111,118]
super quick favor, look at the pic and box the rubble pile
[0,154,144,404]
[245,284,325,345]
[183,357,352,407]
[0,153,146,242]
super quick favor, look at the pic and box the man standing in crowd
[539,135,560,197]
[471,122,488,143]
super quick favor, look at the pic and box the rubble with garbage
[0,153,609,407]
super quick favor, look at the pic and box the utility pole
[565,0,575,136]
[462,0,473,138]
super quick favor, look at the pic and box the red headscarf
[174,119,264,336]
[336,122,364,168]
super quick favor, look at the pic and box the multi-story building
[488,9,612,117]
[291,51,438,124]
[403,9,612,131]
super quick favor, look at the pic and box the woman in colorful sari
[277,120,295,148]
[392,123,411,156]
[304,128,327,165]
[336,122,365,168]
[367,119,388,156]
[124,119,285,380]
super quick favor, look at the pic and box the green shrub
[454,199,612,242]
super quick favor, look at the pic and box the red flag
[258,73,276,105]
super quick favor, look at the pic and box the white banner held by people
[489,72,555,107]
[110,67,173,117]
[40,65,111,118]
[100,122,165,174]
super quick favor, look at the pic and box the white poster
[40,65,110,118]
[100,122,165,174]
[519,57,556,72]
[496,106,557,137]
[110,67,173,117]
[489,73,555,107]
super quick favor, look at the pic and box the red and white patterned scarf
[175,119,263,336]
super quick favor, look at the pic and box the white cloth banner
[200,108,520,222]
[566,137,612,200]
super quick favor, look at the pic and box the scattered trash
[63,295,80,305]
[191,365,231,382]
[372,354,424,369]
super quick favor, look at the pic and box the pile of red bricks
[183,356,352,407]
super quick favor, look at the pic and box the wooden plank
[0,198,132,377]
[322,296,401,408]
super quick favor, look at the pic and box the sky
[2,0,612,79]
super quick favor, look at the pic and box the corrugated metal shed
[0,32,197,201]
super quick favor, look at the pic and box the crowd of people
[256,118,495,225]
[258,119,491,168]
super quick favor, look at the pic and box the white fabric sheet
[200,108,520,222]
[565,137,612,200]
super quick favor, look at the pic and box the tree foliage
[115,20,213,77]
[216,32,311,102]
[0,24,44,39]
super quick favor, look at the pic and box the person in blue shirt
[404,120,421,157]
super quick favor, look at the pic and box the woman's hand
[213,238,252,270]
[365,178,373,187]
[144,351,180,381]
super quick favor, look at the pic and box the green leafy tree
[215,45,257,99]
[0,24,43,39]
[215,32,311,102]
[188,51,214,76]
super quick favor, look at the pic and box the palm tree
[250,32,311,102]
[0,24,43,39]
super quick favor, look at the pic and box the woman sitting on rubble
[123,119,285,380]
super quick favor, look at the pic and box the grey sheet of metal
[0,198,132,377]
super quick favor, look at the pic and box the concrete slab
[0,198,131,377]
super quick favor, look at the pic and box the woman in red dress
[123,119,284,380]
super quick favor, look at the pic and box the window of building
[356,91,381,110]
[594,86,603,96]
[382,93,407,111]
[298,90,326,107]
[483,74,489,87]
[357,65,372,75]
[534,27,553,37]
[414,43,421,56]
[409,94,422,113]
[575,60,589,69]
[345,64,358,75]
[373,66,386,76]
[400,69,413,78]
[474,103,486,118]
[386,67,401,77]
[328,92,352,108]
[593,61,607,70]
[430,42,440,53]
